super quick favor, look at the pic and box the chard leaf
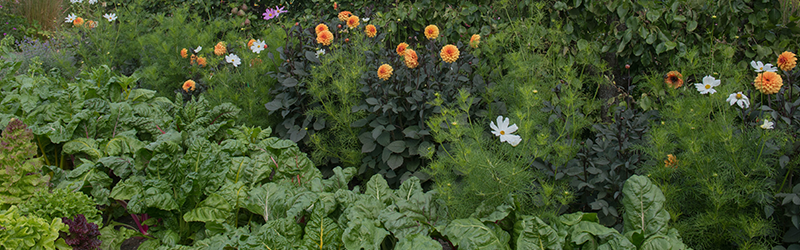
[302,209,343,250]
[514,215,564,250]
[142,179,179,211]
[395,233,443,250]
[570,221,634,248]
[365,174,394,205]
[320,167,357,192]
[109,175,145,200]
[380,177,447,239]
[183,193,233,224]
[104,135,145,157]
[99,222,139,250]
[245,182,294,221]
[442,218,511,250]
[622,175,669,238]
[245,217,303,249]
[341,196,388,249]
[98,156,135,179]
[63,137,103,160]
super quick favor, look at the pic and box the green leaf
[63,138,103,160]
[387,140,407,153]
[245,217,303,249]
[622,175,669,238]
[109,175,145,200]
[98,157,135,179]
[99,222,139,250]
[183,193,232,224]
[395,233,443,250]
[302,209,343,250]
[365,174,394,205]
[646,9,662,22]
[514,215,564,250]
[245,182,293,221]
[570,221,635,248]
[104,135,144,157]
[442,218,511,250]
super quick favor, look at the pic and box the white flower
[726,92,750,109]
[103,13,117,22]
[250,39,266,54]
[194,46,202,53]
[694,75,720,95]
[65,13,77,23]
[490,115,522,147]
[225,54,241,67]
[760,119,774,129]
[750,60,778,73]
[70,0,82,3]
[362,17,370,22]
[315,49,325,58]
[88,0,97,3]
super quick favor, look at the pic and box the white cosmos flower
[760,119,774,129]
[103,13,117,22]
[88,0,97,3]
[694,75,720,95]
[194,46,202,53]
[362,18,370,22]
[490,115,522,147]
[726,92,750,108]
[225,54,241,67]
[65,13,77,23]
[70,0,82,3]
[315,49,325,58]
[750,60,777,73]
[250,39,266,54]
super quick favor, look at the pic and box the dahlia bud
[625,64,630,69]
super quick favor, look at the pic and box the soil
[120,236,146,250]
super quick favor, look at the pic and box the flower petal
[505,134,522,147]
[506,124,518,134]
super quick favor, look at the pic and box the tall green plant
[0,118,50,209]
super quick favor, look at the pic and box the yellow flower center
[705,84,711,89]
[760,67,764,70]
[736,93,742,99]
[500,130,505,135]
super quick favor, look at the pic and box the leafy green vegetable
[0,119,49,208]
[395,233,443,250]
[0,206,70,250]
[622,175,669,238]
[442,217,511,250]
[19,188,103,227]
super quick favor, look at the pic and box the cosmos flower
[250,39,266,54]
[65,13,77,23]
[726,92,750,109]
[694,75,720,95]
[760,119,774,129]
[750,60,777,73]
[225,53,241,67]
[490,115,522,147]
[194,46,202,53]
[315,49,325,58]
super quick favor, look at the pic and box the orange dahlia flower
[250,58,262,67]
[183,80,196,91]
[197,56,207,67]
[365,24,377,38]
[754,71,783,95]
[664,71,683,89]
[778,51,797,72]
[404,49,419,69]
[338,11,352,21]
[469,34,480,48]
[347,15,360,28]
[333,2,338,10]
[377,64,393,81]
[180,48,188,58]
[396,43,409,56]
[315,23,329,35]
[440,44,459,63]
[247,39,256,48]
[190,54,197,64]
[214,42,227,56]
[87,20,97,28]
[317,30,334,46]
[424,25,439,40]
[73,17,85,26]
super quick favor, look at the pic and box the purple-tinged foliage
[60,214,102,250]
